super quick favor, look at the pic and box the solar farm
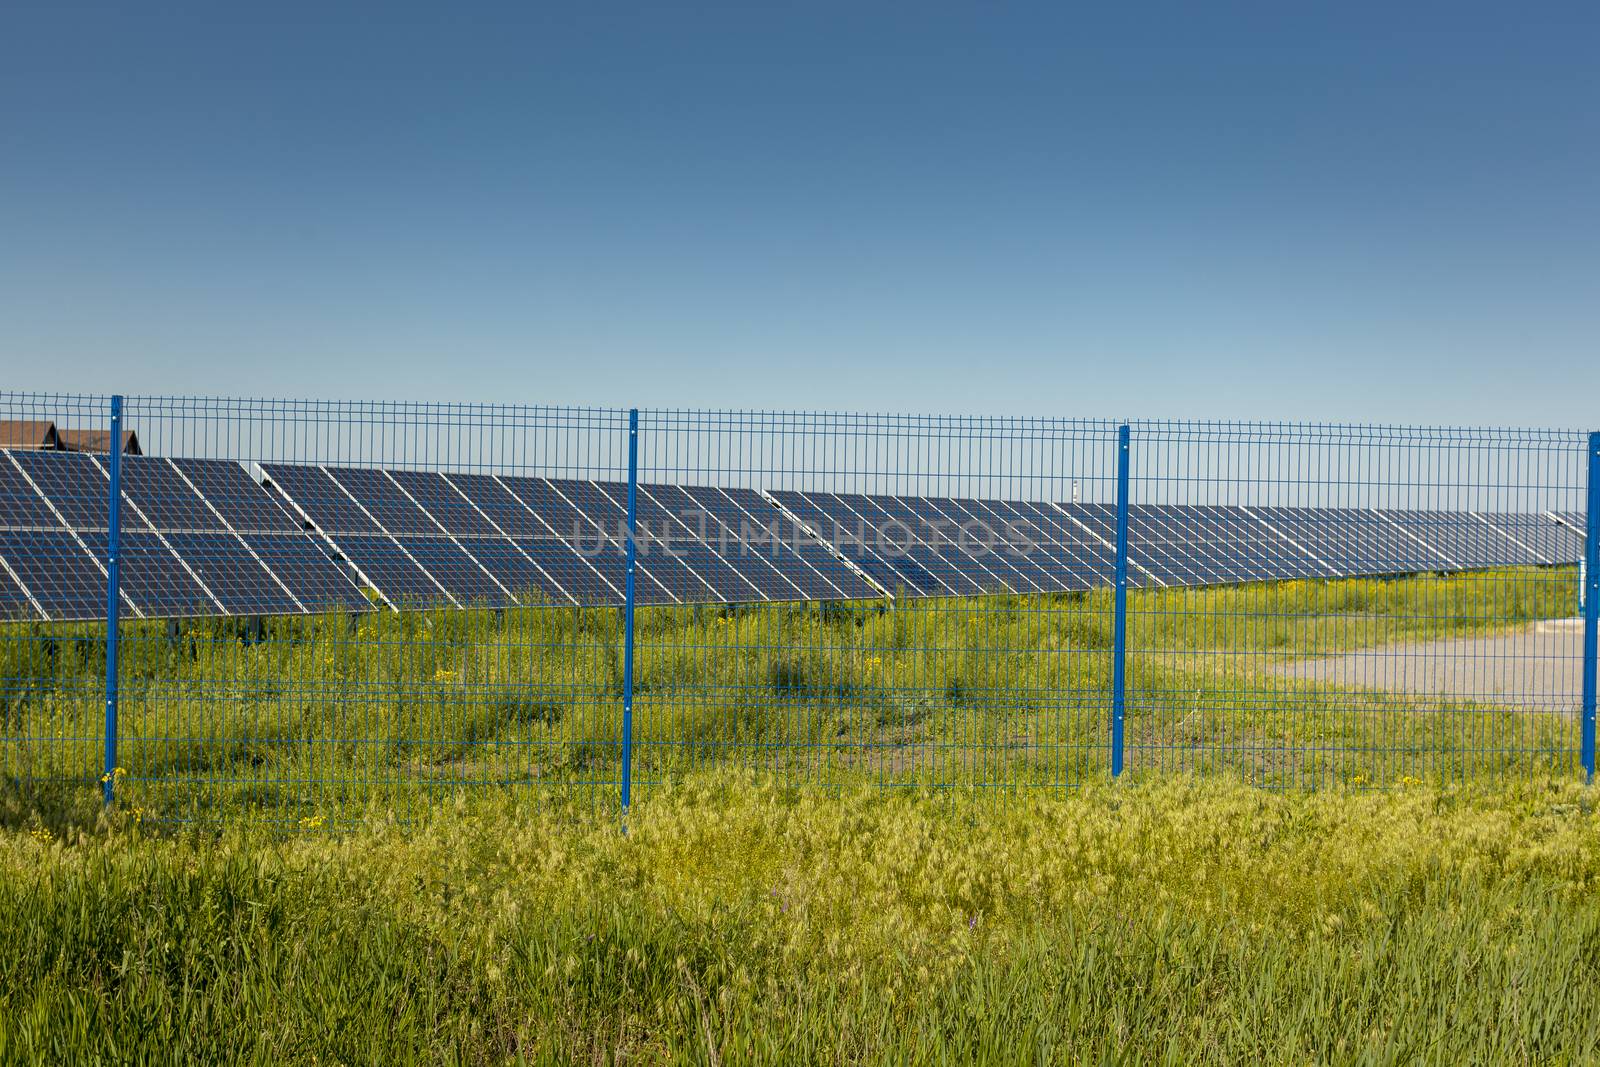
[2,399,1598,1065]
[0,448,1586,621]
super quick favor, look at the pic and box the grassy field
[3,775,1599,1063]
[0,564,1583,824]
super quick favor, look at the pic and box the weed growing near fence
[2,775,1599,1063]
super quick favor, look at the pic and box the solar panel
[652,484,807,600]
[906,496,1044,595]
[513,537,623,606]
[6,450,149,532]
[3,444,1584,620]
[82,531,217,617]
[755,506,882,599]
[450,537,575,606]
[171,458,303,534]
[398,537,512,606]
[321,534,448,607]
[241,533,370,612]
[592,481,758,603]
[1376,510,1537,569]
[260,464,382,534]
[1248,507,1452,577]
[633,484,773,602]
[496,477,675,604]
[440,473,622,605]
[1106,505,1327,587]
[832,492,982,596]
[440,473,551,539]
[0,530,108,620]
[160,532,304,615]
[556,479,712,603]
[929,499,1059,594]
[322,466,442,536]
[117,454,221,531]
[861,495,1014,595]
[993,501,1120,591]
[0,451,68,530]
[386,470,501,538]
[1471,513,1583,565]
[768,489,941,597]
[0,556,40,620]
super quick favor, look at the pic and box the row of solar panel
[0,448,1589,621]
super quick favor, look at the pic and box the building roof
[0,420,61,449]
[58,428,142,455]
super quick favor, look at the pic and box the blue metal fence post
[1581,430,1599,782]
[621,409,639,811]
[103,395,124,806]
[1111,423,1131,778]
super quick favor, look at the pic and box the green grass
[0,565,1584,824]
[3,775,1600,1063]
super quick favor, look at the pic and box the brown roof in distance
[0,420,61,449]
[58,428,142,455]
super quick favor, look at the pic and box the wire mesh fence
[0,392,1595,824]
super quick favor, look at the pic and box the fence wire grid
[0,393,1596,824]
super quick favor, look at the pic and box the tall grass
[2,775,1599,1063]
[1,566,1582,823]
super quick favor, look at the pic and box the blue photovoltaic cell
[117,455,225,531]
[742,489,896,604]
[171,458,303,534]
[1248,507,1450,577]
[324,466,442,536]
[633,484,768,601]
[0,559,39,619]
[829,492,974,596]
[760,489,878,594]
[869,495,1017,594]
[0,452,66,530]
[907,496,1042,594]
[931,498,1057,594]
[777,490,952,597]
[593,481,756,602]
[557,478,712,603]
[498,475,596,542]
[441,473,551,539]
[965,500,1097,592]
[989,501,1119,591]
[452,537,574,605]
[0,530,106,620]
[498,477,675,604]
[328,534,449,605]
[396,537,510,606]
[1555,512,1588,545]
[1109,505,1326,587]
[1208,506,1331,580]
[654,484,809,600]
[81,531,216,617]
[261,464,382,534]
[241,533,370,612]
[513,538,622,606]
[1474,513,1582,564]
[7,450,149,532]
[1378,510,1537,569]
[160,532,304,615]
[515,479,678,604]
[386,469,501,538]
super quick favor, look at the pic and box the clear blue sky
[2,2,1595,424]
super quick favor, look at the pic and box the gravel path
[1273,619,1586,713]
